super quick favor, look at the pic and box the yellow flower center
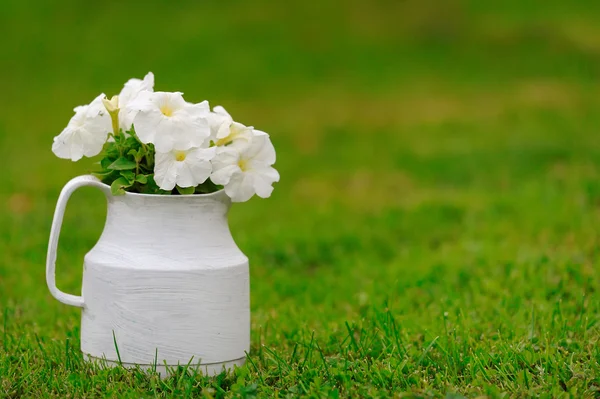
[160,105,174,117]
[175,151,187,162]
[238,158,249,171]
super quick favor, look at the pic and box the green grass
[1,0,600,397]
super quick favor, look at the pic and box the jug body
[46,176,250,375]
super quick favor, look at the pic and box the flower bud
[102,95,120,134]
[102,95,119,113]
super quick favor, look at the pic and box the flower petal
[182,148,214,186]
[211,164,239,185]
[119,72,154,107]
[208,106,233,140]
[134,108,165,145]
[252,166,280,198]
[213,105,231,118]
[225,172,258,202]
[174,161,196,188]
[246,133,276,165]
[153,151,179,190]
[210,148,240,185]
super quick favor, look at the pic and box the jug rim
[97,182,227,199]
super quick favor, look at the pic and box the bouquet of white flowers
[52,72,279,202]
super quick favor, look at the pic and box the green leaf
[176,185,196,195]
[135,174,148,184]
[110,177,132,196]
[125,136,140,149]
[100,157,114,170]
[108,157,137,170]
[138,164,153,175]
[139,175,159,194]
[93,169,115,178]
[94,169,119,184]
[116,131,127,145]
[105,143,120,159]
[119,170,135,183]
[195,178,222,194]
[128,148,146,163]
[127,148,139,157]
[138,175,168,195]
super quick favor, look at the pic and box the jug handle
[46,175,110,308]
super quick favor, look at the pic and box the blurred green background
[1,0,599,397]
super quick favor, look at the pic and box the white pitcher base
[85,354,246,377]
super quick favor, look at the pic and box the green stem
[145,151,153,170]
[115,130,123,157]
[129,130,152,169]
[111,117,119,139]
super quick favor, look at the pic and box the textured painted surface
[47,175,250,373]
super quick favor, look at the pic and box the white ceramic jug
[46,175,250,375]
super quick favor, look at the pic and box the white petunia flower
[131,91,211,152]
[117,72,154,132]
[154,147,216,191]
[209,106,255,149]
[211,133,280,202]
[52,93,112,161]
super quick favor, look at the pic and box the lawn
[1,0,600,397]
